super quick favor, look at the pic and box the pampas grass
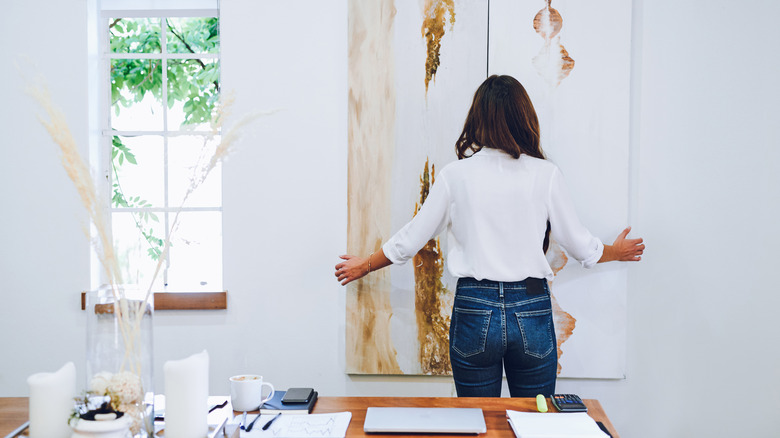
[28,79,148,431]
[29,76,268,434]
[28,83,124,291]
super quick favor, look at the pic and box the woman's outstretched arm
[599,227,645,263]
[335,249,393,285]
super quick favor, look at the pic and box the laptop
[363,407,487,434]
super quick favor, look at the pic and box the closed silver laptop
[363,407,487,434]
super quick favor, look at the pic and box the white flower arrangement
[107,371,143,407]
[86,371,144,433]
[88,371,113,396]
[89,371,144,408]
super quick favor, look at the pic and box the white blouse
[382,147,603,282]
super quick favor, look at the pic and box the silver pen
[3,421,29,438]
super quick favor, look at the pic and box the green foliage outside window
[109,17,220,261]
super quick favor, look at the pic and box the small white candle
[164,350,209,438]
[27,361,76,438]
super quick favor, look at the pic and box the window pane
[165,17,219,54]
[167,59,220,130]
[111,59,164,131]
[166,212,222,291]
[112,211,166,290]
[112,136,164,208]
[168,135,222,208]
[110,18,161,54]
[102,14,222,293]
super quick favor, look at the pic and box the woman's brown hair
[455,75,544,160]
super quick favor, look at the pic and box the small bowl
[70,416,131,438]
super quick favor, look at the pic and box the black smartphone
[281,387,314,404]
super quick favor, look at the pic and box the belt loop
[499,281,504,298]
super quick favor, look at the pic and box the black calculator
[550,394,588,412]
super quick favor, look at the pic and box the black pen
[208,400,228,413]
[262,412,282,430]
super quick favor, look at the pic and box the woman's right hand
[335,255,368,285]
[335,250,392,285]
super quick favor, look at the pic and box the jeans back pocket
[515,309,555,359]
[451,308,492,358]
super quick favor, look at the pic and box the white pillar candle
[163,350,209,438]
[27,361,76,438]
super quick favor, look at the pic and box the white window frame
[95,8,223,294]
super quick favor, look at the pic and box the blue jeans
[449,277,557,397]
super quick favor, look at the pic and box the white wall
[0,0,91,391]
[622,1,780,436]
[2,1,779,437]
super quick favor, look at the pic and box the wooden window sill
[81,291,227,311]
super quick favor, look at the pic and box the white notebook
[237,412,352,438]
[363,407,486,434]
[506,410,609,438]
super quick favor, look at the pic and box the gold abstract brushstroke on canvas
[546,239,576,375]
[422,0,455,93]
[532,0,575,87]
[346,0,402,374]
[412,159,452,375]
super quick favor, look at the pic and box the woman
[335,75,644,397]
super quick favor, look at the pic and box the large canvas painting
[347,0,631,379]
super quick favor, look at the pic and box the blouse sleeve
[382,176,451,265]
[547,167,604,268]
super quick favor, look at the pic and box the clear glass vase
[85,286,154,437]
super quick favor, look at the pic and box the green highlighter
[536,394,548,413]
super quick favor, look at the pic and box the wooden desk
[1,396,619,438]
[307,397,619,438]
[0,398,26,437]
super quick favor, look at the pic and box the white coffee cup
[229,375,275,412]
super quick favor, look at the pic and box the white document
[506,410,609,438]
[238,412,352,438]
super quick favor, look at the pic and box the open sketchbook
[236,412,351,438]
[506,410,609,438]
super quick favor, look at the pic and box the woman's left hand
[599,226,645,263]
[335,255,368,285]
